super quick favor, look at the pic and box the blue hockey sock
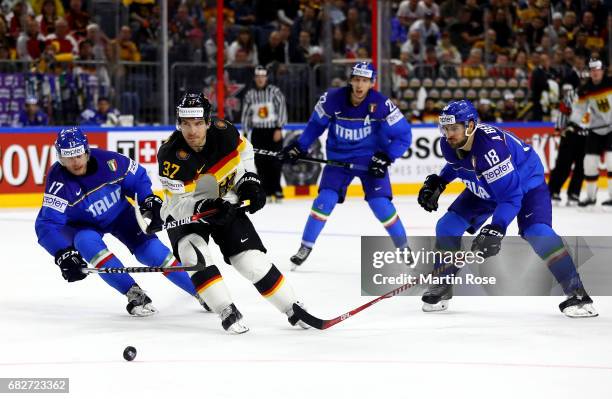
[367,197,408,248]
[433,212,470,276]
[134,239,197,296]
[523,223,583,294]
[301,189,338,247]
[74,229,135,294]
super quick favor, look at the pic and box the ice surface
[1,195,611,398]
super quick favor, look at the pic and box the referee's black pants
[251,127,283,196]
[548,131,586,198]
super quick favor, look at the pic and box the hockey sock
[134,240,196,296]
[253,265,297,313]
[432,211,470,276]
[230,250,297,313]
[90,248,136,294]
[191,265,232,313]
[584,154,599,200]
[367,197,408,248]
[74,229,135,294]
[301,189,338,247]
[523,223,584,294]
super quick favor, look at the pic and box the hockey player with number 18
[417,100,597,317]
[35,127,205,316]
[281,62,413,269]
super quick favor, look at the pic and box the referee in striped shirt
[241,66,288,201]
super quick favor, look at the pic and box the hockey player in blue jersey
[417,100,597,317]
[35,127,205,316]
[281,62,412,269]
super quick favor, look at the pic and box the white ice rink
[1,194,611,398]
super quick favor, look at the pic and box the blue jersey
[438,123,545,230]
[79,108,120,126]
[297,86,412,162]
[35,148,154,256]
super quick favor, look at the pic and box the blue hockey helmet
[55,127,89,162]
[438,100,479,135]
[350,61,377,81]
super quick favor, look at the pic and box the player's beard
[447,135,469,149]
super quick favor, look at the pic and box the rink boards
[0,123,606,207]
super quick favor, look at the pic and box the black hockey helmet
[176,91,212,124]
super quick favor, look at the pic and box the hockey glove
[237,172,266,214]
[368,152,391,178]
[139,194,164,234]
[279,142,303,163]
[193,197,236,226]
[54,247,88,282]
[471,224,505,258]
[418,174,447,212]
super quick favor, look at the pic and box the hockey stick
[253,148,369,171]
[83,243,207,274]
[292,263,456,330]
[134,174,250,233]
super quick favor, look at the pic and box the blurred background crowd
[0,0,610,126]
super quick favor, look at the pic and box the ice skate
[559,288,598,318]
[566,193,579,207]
[290,244,312,271]
[126,284,157,317]
[551,193,562,206]
[421,283,453,312]
[220,304,249,334]
[286,301,310,329]
[578,198,597,208]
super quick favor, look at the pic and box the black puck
[123,346,137,361]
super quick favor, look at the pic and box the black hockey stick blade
[292,303,326,329]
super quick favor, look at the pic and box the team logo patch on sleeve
[107,159,118,172]
[42,194,68,213]
[214,120,227,129]
[176,149,190,160]
[482,157,514,184]
[386,108,404,126]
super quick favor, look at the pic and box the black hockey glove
[237,172,266,214]
[471,224,505,258]
[368,152,392,178]
[279,142,303,163]
[193,197,236,226]
[54,247,88,282]
[418,174,447,212]
[139,194,164,234]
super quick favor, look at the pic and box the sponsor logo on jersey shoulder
[482,157,514,184]
[159,176,185,193]
[42,193,68,213]
[107,159,118,172]
[386,108,404,126]
[176,149,190,161]
[215,120,228,129]
[128,159,138,174]
[315,102,326,118]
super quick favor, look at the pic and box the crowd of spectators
[0,0,610,125]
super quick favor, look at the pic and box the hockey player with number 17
[35,127,205,316]
[417,100,597,317]
[281,62,413,269]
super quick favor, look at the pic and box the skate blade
[422,300,449,312]
[290,262,300,272]
[563,304,599,318]
[226,322,250,334]
[129,304,158,317]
